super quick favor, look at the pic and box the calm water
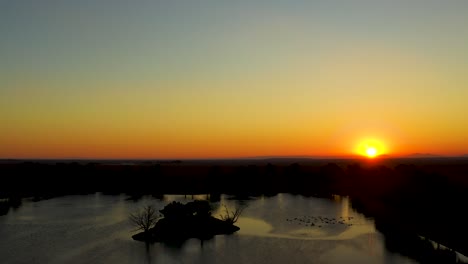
[0,193,418,264]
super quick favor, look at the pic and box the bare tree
[219,204,245,225]
[129,205,160,233]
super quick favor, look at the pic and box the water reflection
[237,217,273,235]
[0,193,460,264]
[162,194,212,202]
[231,195,375,242]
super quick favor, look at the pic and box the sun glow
[366,147,377,158]
[355,139,387,158]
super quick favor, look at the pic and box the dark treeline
[1,159,468,261]
[1,161,350,196]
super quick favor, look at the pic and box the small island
[131,200,241,243]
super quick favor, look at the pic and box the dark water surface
[0,193,440,263]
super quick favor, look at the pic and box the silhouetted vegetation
[1,157,468,260]
[132,200,240,244]
[129,205,160,233]
[219,204,245,225]
[375,221,466,263]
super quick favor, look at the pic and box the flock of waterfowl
[285,215,355,228]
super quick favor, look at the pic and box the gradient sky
[1,1,468,159]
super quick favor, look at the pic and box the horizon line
[1,153,468,161]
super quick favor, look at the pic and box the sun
[365,147,378,158]
[355,138,387,158]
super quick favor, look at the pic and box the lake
[0,193,439,263]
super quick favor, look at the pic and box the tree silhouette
[219,204,245,224]
[129,205,160,233]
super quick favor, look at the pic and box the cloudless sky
[1,1,468,158]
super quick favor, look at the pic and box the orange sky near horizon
[1,2,468,159]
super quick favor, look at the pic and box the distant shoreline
[1,155,468,165]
